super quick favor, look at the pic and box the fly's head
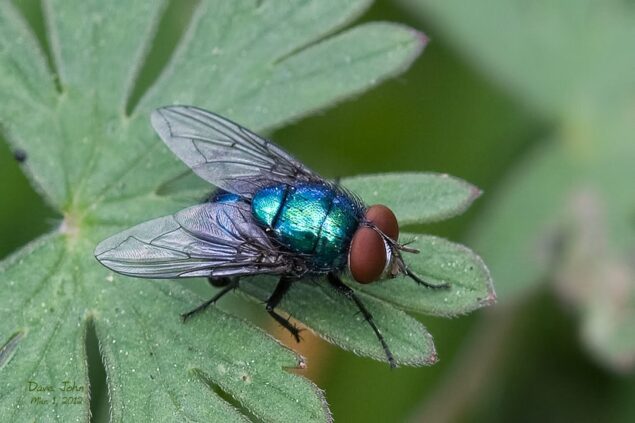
[348,204,429,285]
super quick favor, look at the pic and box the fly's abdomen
[252,182,361,269]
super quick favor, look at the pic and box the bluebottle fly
[94,106,449,367]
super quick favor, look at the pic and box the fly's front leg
[404,268,450,289]
[327,272,396,368]
[266,276,303,343]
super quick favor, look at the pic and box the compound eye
[349,227,386,284]
[365,205,399,240]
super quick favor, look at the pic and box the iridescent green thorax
[252,182,363,270]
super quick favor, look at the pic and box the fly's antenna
[366,222,450,290]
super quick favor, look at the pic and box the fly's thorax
[251,182,362,269]
[348,205,400,284]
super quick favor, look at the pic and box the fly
[94,106,449,368]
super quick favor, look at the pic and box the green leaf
[235,174,489,366]
[0,0,492,420]
[241,278,437,366]
[551,135,635,371]
[0,0,435,420]
[400,0,635,116]
[403,0,635,371]
[343,173,481,225]
[238,232,493,366]
[0,2,59,207]
[554,186,635,372]
[1,234,323,422]
[356,233,495,316]
[467,117,635,369]
[468,141,578,301]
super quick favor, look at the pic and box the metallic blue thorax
[251,182,362,270]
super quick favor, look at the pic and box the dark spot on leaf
[13,148,27,163]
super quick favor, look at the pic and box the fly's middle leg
[181,277,240,321]
[266,276,303,343]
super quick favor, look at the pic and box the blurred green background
[2,0,634,422]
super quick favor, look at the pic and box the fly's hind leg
[266,276,303,343]
[327,272,396,368]
[181,277,239,322]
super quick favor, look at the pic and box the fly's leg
[404,268,450,289]
[266,276,303,343]
[327,272,396,368]
[181,278,239,321]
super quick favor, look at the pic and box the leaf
[239,232,494,365]
[236,173,487,366]
[468,141,578,301]
[0,0,441,420]
[403,0,635,372]
[1,234,323,422]
[464,103,635,369]
[356,233,495,316]
[399,0,635,115]
[554,188,635,372]
[550,135,635,371]
[240,278,437,366]
[343,172,481,225]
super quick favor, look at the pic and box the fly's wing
[94,202,289,279]
[151,106,321,198]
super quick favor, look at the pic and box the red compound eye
[366,204,399,240]
[349,205,399,284]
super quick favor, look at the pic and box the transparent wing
[94,202,289,279]
[151,105,321,197]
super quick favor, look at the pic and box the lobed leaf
[0,0,450,421]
